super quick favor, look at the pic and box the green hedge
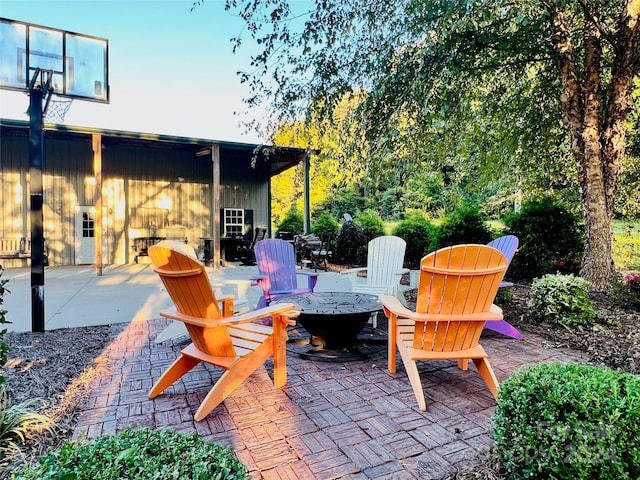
[493,362,640,479]
[13,427,249,479]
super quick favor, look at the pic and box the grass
[613,219,640,271]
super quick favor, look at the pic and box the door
[75,207,96,264]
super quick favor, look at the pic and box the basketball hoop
[44,95,73,123]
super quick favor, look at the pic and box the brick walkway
[73,319,587,479]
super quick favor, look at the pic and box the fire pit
[274,292,382,357]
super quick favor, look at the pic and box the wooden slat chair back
[149,242,233,356]
[368,235,407,286]
[484,235,524,339]
[487,235,519,286]
[148,241,298,421]
[380,244,508,411]
[253,238,319,308]
[342,235,409,327]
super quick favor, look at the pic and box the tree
[205,0,639,290]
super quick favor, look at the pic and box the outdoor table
[273,291,381,351]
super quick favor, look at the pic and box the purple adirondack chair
[484,235,524,340]
[253,238,319,309]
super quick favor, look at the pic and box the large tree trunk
[549,1,639,291]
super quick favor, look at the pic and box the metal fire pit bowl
[274,291,383,360]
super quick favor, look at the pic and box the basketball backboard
[0,18,109,102]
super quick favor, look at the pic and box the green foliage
[493,362,640,480]
[379,187,405,220]
[0,267,8,384]
[430,204,493,251]
[355,209,386,243]
[527,274,595,326]
[275,206,304,237]
[13,427,249,479]
[311,211,339,239]
[334,220,366,266]
[1,385,51,461]
[609,272,640,311]
[504,196,585,280]
[391,214,436,269]
[330,190,369,219]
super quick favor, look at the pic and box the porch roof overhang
[0,119,307,177]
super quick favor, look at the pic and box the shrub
[311,211,339,240]
[355,209,386,243]
[504,196,584,280]
[609,272,640,310]
[493,362,640,479]
[430,204,493,251]
[275,206,304,237]
[527,273,595,326]
[13,427,249,479]
[0,386,51,461]
[392,214,436,269]
[334,220,366,266]
[330,190,369,219]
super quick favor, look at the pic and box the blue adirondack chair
[253,238,320,309]
[483,235,524,340]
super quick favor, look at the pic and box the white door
[75,207,96,264]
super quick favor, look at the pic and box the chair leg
[388,320,397,374]
[194,344,272,421]
[472,358,499,399]
[397,343,427,411]
[149,354,200,398]
[272,326,289,388]
[368,311,378,329]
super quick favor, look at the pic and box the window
[82,211,95,238]
[223,208,244,237]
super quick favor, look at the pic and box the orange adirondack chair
[380,244,508,411]
[148,241,298,421]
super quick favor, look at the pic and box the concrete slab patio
[2,264,589,479]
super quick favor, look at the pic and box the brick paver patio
[73,318,588,479]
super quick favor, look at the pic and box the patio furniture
[238,227,267,265]
[147,240,298,421]
[380,244,508,411]
[253,238,320,309]
[154,276,252,344]
[341,235,409,327]
[483,235,523,340]
[274,291,381,351]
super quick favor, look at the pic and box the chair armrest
[379,295,503,322]
[160,303,299,328]
[297,271,319,278]
[394,268,410,276]
[341,267,367,276]
[297,271,319,290]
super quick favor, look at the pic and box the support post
[28,84,46,332]
[92,134,103,275]
[303,153,311,234]
[211,145,221,269]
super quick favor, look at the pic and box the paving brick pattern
[73,319,587,479]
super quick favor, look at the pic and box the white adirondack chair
[341,235,409,328]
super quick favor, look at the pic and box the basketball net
[44,94,73,123]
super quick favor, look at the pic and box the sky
[0,0,269,143]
